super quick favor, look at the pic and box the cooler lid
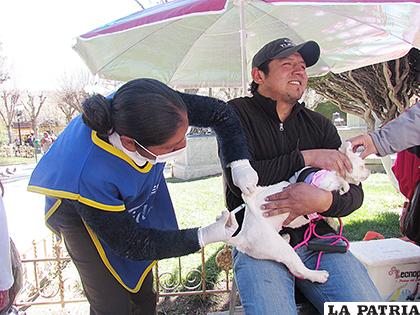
[349,238,420,266]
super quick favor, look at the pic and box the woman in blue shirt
[28,78,257,314]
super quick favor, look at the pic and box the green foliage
[314,101,347,124]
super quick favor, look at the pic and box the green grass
[160,173,405,293]
[157,176,226,291]
[342,173,404,241]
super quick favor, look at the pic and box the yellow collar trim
[28,185,125,212]
[91,131,153,174]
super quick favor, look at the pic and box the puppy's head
[340,141,370,184]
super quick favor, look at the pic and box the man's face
[258,52,308,104]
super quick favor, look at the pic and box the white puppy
[228,142,369,283]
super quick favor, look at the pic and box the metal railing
[13,236,233,312]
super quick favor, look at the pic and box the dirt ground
[157,292,235,315]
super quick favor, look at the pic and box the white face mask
[153,146,186,164]
[132,137,186,164]
[108,132,186,165]
[108,132,149,166]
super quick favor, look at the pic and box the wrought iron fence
[12,236,234,312]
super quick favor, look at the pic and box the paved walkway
[0,163,36,184]
[208,308,243,315]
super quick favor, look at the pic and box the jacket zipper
[279,122,284,131]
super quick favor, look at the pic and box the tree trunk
[7,124,12,144]
[309,48,419,130]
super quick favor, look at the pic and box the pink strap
[293,217,349,270]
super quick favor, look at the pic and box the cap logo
[278,39,294,49]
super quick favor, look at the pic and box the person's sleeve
[223,147,306,205]
[225,115,342,196]
[250,150,306,186]
[322,183,364,217]
[321,118,342,149]
[177,92,250,166]
[369,103,420,156]
[73,200,201,260]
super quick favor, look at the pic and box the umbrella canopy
[73,0,420,89]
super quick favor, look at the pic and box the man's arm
[261,182,363,224]
[250,149,306,186]
[322,183,364,217]
[261,119,363,220]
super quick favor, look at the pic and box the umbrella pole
[239,0,248,96]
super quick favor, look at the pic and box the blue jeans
[233,237,382,315]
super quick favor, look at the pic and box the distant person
[49,130,57,142]
[27,132,34,147]
[40,132,53,153]
[28,78,257,314]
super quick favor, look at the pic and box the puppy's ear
[339,141,351,154]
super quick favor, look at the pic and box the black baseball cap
[252,38,320,68]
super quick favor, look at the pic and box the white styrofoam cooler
[349,238,420,301]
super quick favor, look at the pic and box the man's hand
[348,134,377,159]
[260,183,333,226]
[230,159,258,195]
[301,149,352,178]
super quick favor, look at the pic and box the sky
[0,0,159,91]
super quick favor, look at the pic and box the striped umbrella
[73,0,420,90]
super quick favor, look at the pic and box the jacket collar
[252,91,304,123]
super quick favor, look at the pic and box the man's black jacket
[222,92,364,245]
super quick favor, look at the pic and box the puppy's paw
[307,270,329,283]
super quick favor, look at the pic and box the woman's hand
[198,210,239,247]
[230,159,258,195]
[348,134,377,159]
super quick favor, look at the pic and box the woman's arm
[178,92,258,194]
[67,199,237,261]
[177,92,250,166]
[350,103,420,158]
[68,199,201,261]
[370,103,420,156]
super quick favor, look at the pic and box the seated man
[222,38,382,315]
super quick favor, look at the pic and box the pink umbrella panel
[73,0,420,89]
